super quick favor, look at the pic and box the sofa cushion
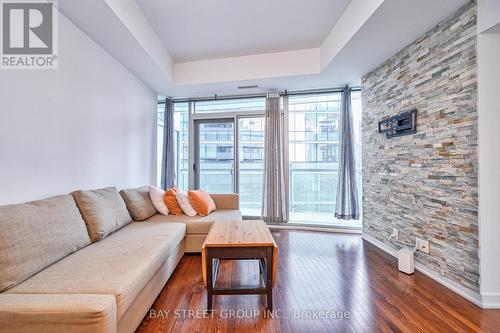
[0,195,91,292]
[0,294,117,333]
[5,222,186,321]
[120,186,157,221]
[175,191,197,216]
[149,186,169,215]
[209,194,239,210]
[188,189,216,216]
[164,188,183,215]
[145,210,242,235]
[72,187,132,242]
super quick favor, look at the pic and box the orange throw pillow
[163,188,183,215]
[188,189,216,216]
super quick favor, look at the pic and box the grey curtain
[262,92,288,223]
[335,86,359,220]
[160,98,175,190]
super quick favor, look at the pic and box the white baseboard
[481,293,500,308]
[362,234,484,308]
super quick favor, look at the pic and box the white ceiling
[136,0,352,62]
[59,0,470,98]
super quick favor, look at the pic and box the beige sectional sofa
[144,194,241,253]
[0,186,241,333]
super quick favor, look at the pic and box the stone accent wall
[361,2,479,291]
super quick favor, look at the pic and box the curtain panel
[262,92,289,223]
[335,87,359,220]
[160,98,175,190]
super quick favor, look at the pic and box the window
[174,102,189,190]
[157,91,361,225]
[288,92,362,224]
[156,101,189,190]
[194,98,265,113]
[238,117,265,217]
[156,103,164,187]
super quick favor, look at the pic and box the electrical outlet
[416,238,430,254]
[390,228,399,240]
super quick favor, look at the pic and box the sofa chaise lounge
[0,186,241,333]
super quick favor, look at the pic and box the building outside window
[238,117,265,216]
[197,121,234,194]
[174,102,190,191]
[156,103,164,187]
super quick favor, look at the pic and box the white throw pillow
[148,186,169,215]
[175,191,197,216]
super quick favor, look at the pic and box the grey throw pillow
[119,186,157,221]
[72,187,132,242]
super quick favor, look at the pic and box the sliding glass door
[189,97,267,216]
[194,119,235,194]
[192,115,265,215]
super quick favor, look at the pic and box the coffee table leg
[206,250,213,310]
[266,246,273,311]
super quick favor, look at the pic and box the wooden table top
[203,220,277,248]
[202,220,278,288]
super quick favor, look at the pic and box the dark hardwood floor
[137,230,500,333]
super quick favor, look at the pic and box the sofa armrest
[0,294,116,333]
[210,193,240,210]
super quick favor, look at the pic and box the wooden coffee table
[201,220,278,310]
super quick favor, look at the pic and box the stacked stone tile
[361,2,479,291]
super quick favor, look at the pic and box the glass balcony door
[193,116,265,216]
[194,119,235,194]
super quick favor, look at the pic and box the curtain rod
[159,86,361,104]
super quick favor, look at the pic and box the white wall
[478,0,500,308]
[174,48,320,86]
[320,0,383,70]
[478,33,500,308]
[478,0,500,32]
[0,14,157,205]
